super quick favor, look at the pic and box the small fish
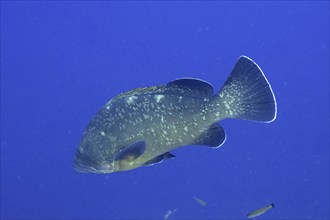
[247,203,275,218]
[163,209,177,220]
[73,56,277,174]
[193,196,207,206]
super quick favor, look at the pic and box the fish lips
[73,158,114,174]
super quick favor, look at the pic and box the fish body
[74,56,277,174]
[247,203,275,218]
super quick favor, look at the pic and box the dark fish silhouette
[74,56,277,174]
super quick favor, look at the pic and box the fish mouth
[73,161,114,174]
[73,163,98,173]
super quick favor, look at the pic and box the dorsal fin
[165,78,214,98]
[106,85,166,106]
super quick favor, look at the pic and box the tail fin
[214,56,277,122]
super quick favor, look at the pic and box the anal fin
[192,123,226,148]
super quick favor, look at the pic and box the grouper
[73,56,277,174]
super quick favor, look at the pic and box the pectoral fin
[115,140,146,162]
[143,152,176,166]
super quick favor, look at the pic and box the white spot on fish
[184,126,188,132]
[100,131,106,136]
[126,96,138,104]
[154,94,164,103]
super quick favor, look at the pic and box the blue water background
[1,1,329,219]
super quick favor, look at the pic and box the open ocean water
[1,1,329,220]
